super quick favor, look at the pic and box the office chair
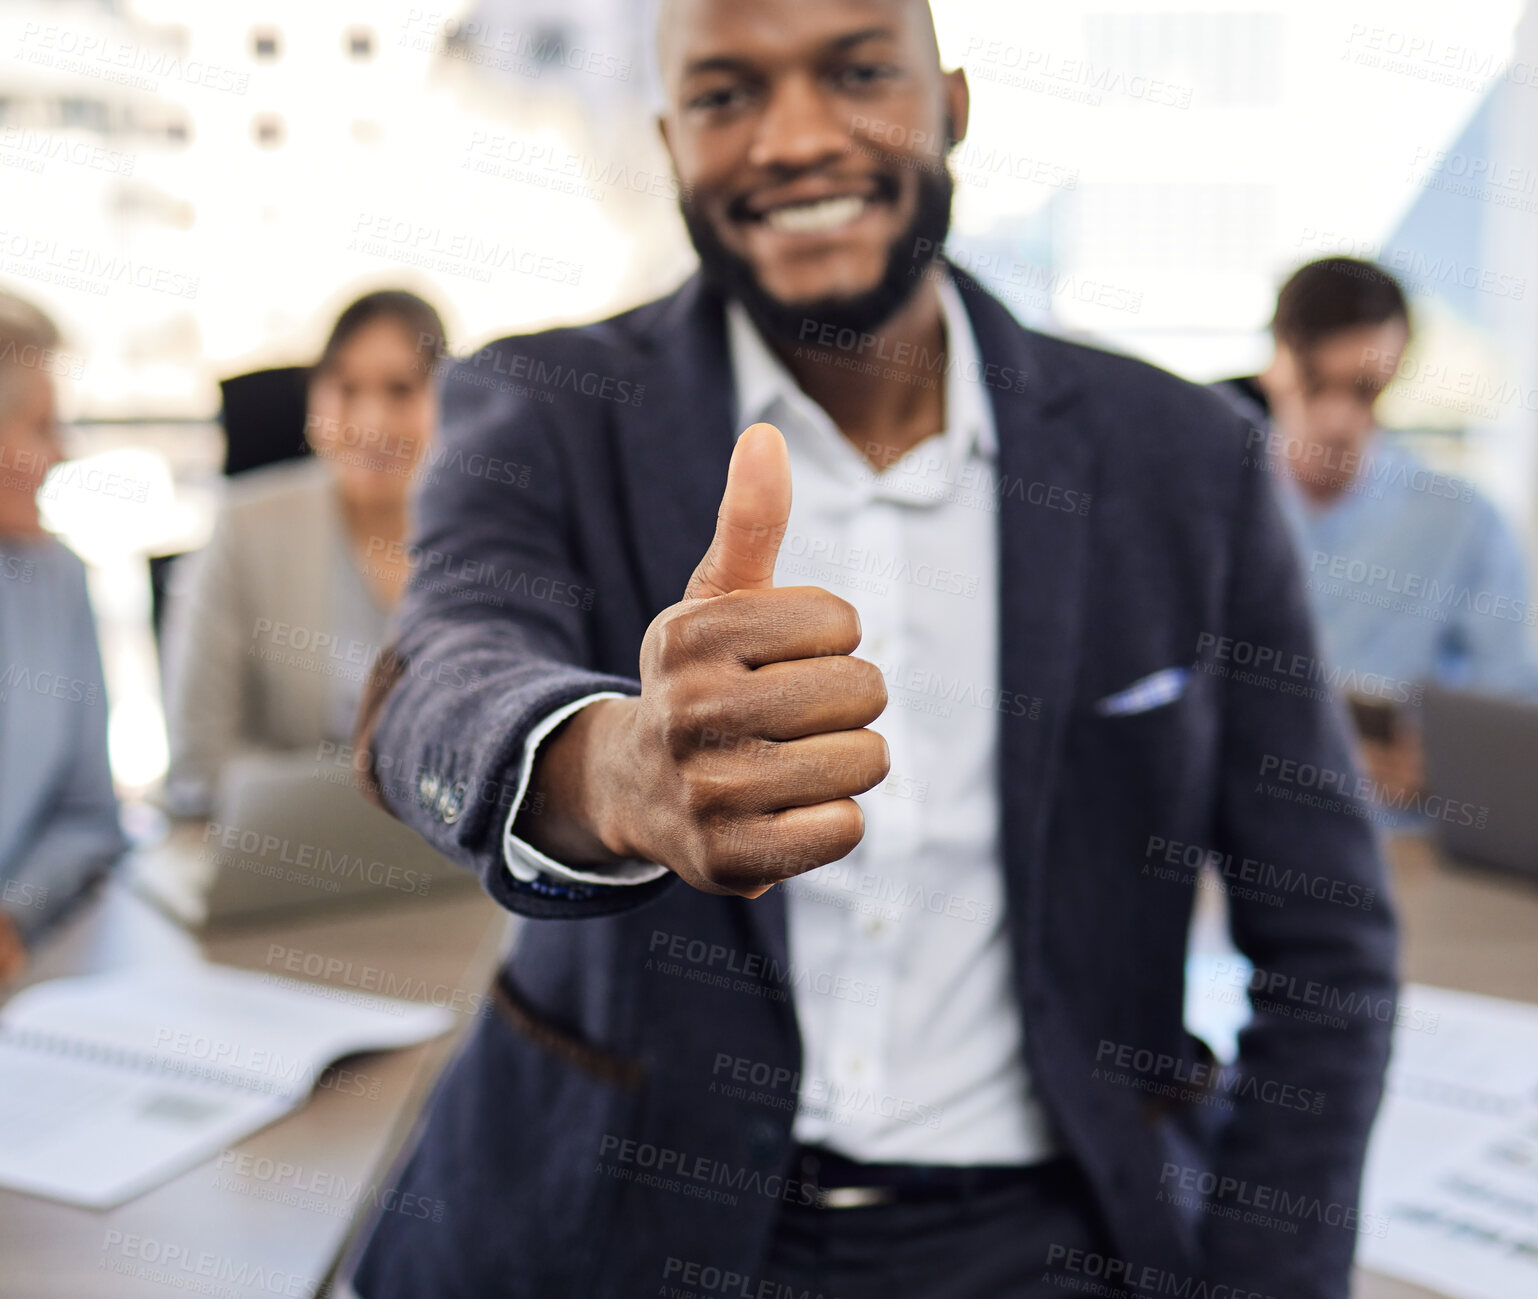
[218,366,313,478]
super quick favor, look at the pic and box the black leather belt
[791,1145,1069,1210]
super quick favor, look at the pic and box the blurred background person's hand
[1360,728,1427,806]
[0,912,27,985]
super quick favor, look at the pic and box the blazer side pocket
[493,967,646,1090]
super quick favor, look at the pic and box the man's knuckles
[759,802,869,875]
[777,730,890,793]
[650,658,881,758]
[647,587,862,673]
[691,731,888,804]
[768,586,862,657]
[701,807,864,889]
[807,799,867,865]
[850,729,892,791]
[654,682,739,758]
[828,655,888,724]
[647,601,730,673]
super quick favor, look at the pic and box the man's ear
[1258,340,1295,397]
[943,67,970,150]
[658,114,677,170]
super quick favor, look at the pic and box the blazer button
[746,1117,780,1165]
[439,781,467,825]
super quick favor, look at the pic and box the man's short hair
[0,290,63,418]
[1271,257,1410,351]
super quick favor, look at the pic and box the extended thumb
[684,423,791,600]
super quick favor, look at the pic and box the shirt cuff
[501,692,670,888]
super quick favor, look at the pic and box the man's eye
[690,85,747,112]
[835,63,897,91]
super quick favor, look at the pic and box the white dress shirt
[502,273,1058,1165]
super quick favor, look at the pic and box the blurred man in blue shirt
[1218,257,1538,800]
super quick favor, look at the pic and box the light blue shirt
[0,535,126,940]
[1275,438,1538,699]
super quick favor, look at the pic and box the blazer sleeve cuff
[501,692,671,888]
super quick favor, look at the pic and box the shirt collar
[724,267,998,468]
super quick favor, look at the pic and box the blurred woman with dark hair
[0,290,126,978]
[162,290,446,817]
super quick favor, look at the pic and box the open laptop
[1422,684,1538,882]
[130,752,476,928]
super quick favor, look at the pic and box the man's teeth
[764,195,867,234]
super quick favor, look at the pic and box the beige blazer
[161,458,389,816]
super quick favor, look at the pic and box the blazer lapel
[955,272,1096,948]
[608,274,738,617]
[607,275,793,971]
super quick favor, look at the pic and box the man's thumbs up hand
[568,423,889,898]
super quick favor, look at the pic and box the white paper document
[1358,984,1538,1299]
[0,963,454,1207]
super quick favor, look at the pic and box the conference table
[1,832,1534,1298]
[0,859,510,1299]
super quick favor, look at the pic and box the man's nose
[748,73,851,174]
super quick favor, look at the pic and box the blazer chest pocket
[1070,663,1214,781]
[1092,666,1192,719]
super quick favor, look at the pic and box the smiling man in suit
[348,2,1397,1296]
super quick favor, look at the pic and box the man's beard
[680,158,955,349]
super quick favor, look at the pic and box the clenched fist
[520,423,889,896]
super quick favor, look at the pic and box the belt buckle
[814,1185,896,1210]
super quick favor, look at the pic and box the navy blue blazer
[350,269,1397,1299]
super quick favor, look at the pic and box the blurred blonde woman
[162,290,446,817]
